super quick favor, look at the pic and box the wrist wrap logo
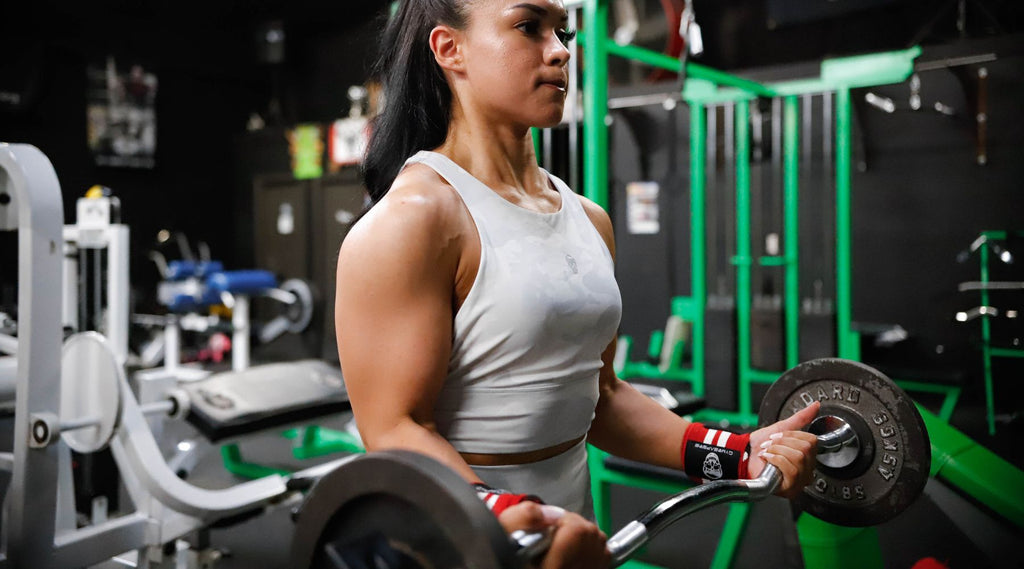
[682,424,751,481]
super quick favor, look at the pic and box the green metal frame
[581,11,919,419]
[220,426,364,480]
[588,445,752,569]
[919,404,1024,528]
[220,444,290,479]
[782,96,801,370]
[285,425,365,460]
[686,52,919,420]
[576,1,925,567]
[973,230,1024,435]
[616,297,699,384]
[895,380,962,422]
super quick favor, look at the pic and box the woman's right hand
[497,502,611,569]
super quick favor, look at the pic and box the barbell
[290,358,931,568]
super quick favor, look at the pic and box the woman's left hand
[747,402,820,499]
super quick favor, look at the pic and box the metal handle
[515,423,856,567]
[607,423,856,566]
[607,463,781,565]
[512,527,555,564]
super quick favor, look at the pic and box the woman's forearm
[587,380,692,470]
[360,416,482,482]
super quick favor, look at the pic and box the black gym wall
[849,38,1024,389]
[610,35,1024,412]
[0,2,388,315]
[2,2,1021,401]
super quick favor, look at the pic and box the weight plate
[60,332,124,453]
[291,450,515,569]
[758,358,930,527]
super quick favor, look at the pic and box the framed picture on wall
[86,56,157,169]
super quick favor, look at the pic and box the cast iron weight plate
[291,450,515,569]
[758,358,931,527]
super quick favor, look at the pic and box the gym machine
[0,143,355,568]
[568,2,926,565]
[62,186,131,365]
[144,248,314,374]
[545,1,1024,567]
[3,143,1018,568]
[140,234,352,479]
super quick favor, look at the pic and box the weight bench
[176,359,361,479]
[182,359,351,442]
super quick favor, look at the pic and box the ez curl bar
[290,358,931,569]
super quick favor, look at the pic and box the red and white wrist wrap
[681,423,751,482]
[473,483,543,517]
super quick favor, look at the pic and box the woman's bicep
[334,200,458,441]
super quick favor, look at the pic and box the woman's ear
[429,25,464,72]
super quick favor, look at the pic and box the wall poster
[86,56,158,168]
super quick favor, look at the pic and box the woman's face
[450,0,573,128]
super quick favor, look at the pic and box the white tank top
[404,151,622,453]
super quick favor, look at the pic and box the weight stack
[704,295,738,411]
[750,293,785,372]
[799,297,836,361]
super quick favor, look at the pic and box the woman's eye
[557,27,577,46]
[516,20,541,35]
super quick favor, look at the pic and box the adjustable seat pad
[183,359,350,442]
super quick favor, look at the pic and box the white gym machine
[0,143,349,568]
[62,186,131,365]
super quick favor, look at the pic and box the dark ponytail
[362,0,468,202]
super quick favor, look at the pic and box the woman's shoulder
[376,163,467,226]
[342,163,468,255]
[388,162,462,204]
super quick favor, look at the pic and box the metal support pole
[531,128,542,164]
[835,88,856,359]
[980,242,994,435]
[165,318,180,374]
[542,128,553,170]
[690,103,708,397]
[734,101,752,415]
[582,0,610,207]
[567,6,580,192]
[62,242,78,332]
[232,295,250,372]
[709,503,751,569]
[783,96,800,368]
[107,225,130,365]
[2,144,66,567]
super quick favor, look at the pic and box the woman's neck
[435,106,547,197]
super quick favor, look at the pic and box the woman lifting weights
[335,1,820,566]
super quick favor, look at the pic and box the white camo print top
[404,151,622,454]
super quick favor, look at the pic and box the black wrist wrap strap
[681,422,751,482]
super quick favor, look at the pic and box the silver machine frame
[0,143,344,568]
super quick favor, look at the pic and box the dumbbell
[290,358,930,568]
